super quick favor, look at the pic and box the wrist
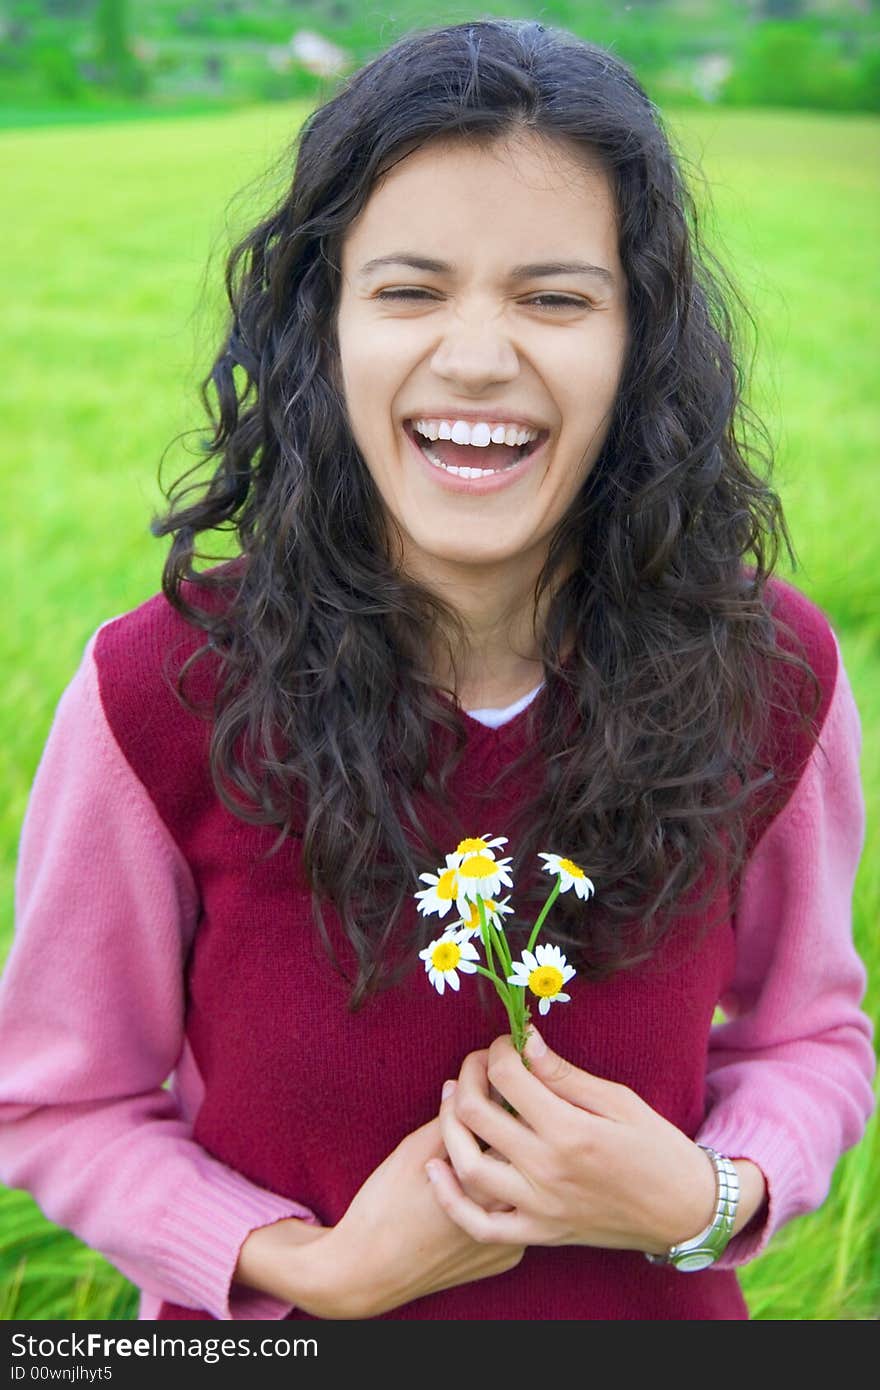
[645,1145,739,1271]
[643,1141,717,1255]
[234,1217,330,1309]
[284,1225,375,1319]
[645,1148,768,1273]
[646,1148,767,1254]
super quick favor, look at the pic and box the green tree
[93,0,148,96]
[722,21,865,111]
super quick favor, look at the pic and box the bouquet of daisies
[414,834,594,1059]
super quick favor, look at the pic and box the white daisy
[538,852,595,901]
[414,854,462,920]
[447,834,509,867]
[419,931,480,995]
[507,942,577,1016]
[453,852,515,918]
[454,893,515,940]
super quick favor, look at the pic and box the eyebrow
[357,253,616,289]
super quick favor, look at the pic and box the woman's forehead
[342,132,619,269]
[372,129,609,198]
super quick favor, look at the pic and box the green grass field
[1,103,877,1321]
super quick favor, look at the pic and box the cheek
[578,327,627,398]
[338,342,401,435]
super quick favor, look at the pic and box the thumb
[522,1027,617,1117]
[408,1114,446,1161]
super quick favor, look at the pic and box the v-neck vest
[93,572,835,1320]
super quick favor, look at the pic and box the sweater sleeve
[0,629,321,1320]
[696,632,876,1268]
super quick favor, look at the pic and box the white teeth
[419,443,510,478]
[413,417,539,447]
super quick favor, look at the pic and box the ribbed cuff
[154,1161,321,1319]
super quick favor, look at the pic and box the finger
[480,1147,519,1212]
[486,1033,631,1134]
[522,1030,635,1117]
[450,1052,545,1171]
[480,1036,584,1135]
[425,1158,527,1247]
[439,1082,527,1211]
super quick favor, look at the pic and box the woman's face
[335,131,629,582]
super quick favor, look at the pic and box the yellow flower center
[528,965,564,998]
[457,853,497,885]
[436,868,459,902]
[559,857,586,879]
[456,837,490,857]
[432,940,462,972]
[463,899,498,930]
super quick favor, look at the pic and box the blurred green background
[1,0,878,1322]
[1,0,878,124]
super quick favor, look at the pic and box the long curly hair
[151,18,822,1010]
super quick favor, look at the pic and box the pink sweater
[0,610,875,1320]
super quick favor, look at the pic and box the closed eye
[375,289,589,311]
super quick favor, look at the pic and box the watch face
[675,1250,716,1272]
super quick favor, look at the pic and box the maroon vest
[95,571,836,1320]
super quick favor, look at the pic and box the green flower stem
[475,897,528,1047]
[507,967,525,1039]
[477,897,512,975]
[509,999,526,1049]
[476,907,502,982]
[526,875,562,956]
[472,925,526,1051]
[490,923,513,976]
[472,962,514,1008]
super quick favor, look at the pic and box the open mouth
[403,419,548,473]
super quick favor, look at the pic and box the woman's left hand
[428,1030,719,1255]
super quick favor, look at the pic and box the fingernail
[524,1027,546,1059]
[441,1079,456,1099]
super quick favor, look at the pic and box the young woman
[1,19,874,1322]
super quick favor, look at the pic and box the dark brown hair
[151,18,822,1009]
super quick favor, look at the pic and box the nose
[429,314,520,391]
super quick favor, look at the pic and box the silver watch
[644,1146,739,1272]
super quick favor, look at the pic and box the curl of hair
[151,19,823,1011]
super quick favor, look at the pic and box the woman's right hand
[277,1116,525,1318]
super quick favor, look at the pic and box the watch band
[644,1145,740,1272]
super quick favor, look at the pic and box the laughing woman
[0,19,874,1321]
